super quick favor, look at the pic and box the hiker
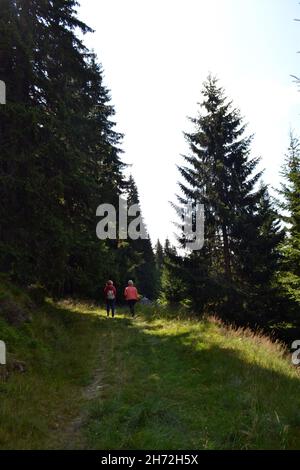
[104,280,116,317]
[124,280,139,317]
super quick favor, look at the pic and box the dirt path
[63,368,103,449]
[58,340,108,450]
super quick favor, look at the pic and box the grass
[84,307,300,450]
[1,284,300,449]
[0,285,103,449]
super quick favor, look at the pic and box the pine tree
[278,133,300,305]
[174,75,283,324]
[0,0,46,284]
[154,239,164,294]
[0,0,125,297]
[160,239,186,304]
[124,175,157,299]
[154,240,164,271]
[178,76,258,275]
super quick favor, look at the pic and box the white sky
[79,0,300,246]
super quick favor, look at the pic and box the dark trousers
[128,299,137,317]
[106,299,115,317]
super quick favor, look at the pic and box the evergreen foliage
[278,133,300,305]
[167,76,284,326]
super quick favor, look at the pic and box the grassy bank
[83,307,300,450]
[1,284,300,449]
[0,280,102,449]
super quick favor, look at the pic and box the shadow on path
[72,311,300,450]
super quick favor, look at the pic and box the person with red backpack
[104,280,116,317]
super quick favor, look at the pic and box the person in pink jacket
[124,280,139,317]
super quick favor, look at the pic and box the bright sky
[79,0,300,246]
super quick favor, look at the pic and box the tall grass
[84,306,300,450]
[1,287,300,450]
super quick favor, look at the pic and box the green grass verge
[84,306,300,450]
[0,293,102,449]
[1,287,300,450]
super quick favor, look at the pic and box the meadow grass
[84,305,300,450]
[1,292,300,449]
[0,296,102,449]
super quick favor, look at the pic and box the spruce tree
[124,175,156,299]
[154,240,164,271]
[175,75,283,323]
[154,239,164,293]
[278,133,300,305]
[0,0,125,297]
[160,239,187,304]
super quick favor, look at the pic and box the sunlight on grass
[1,295,300,450]
[84,306,300,450]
